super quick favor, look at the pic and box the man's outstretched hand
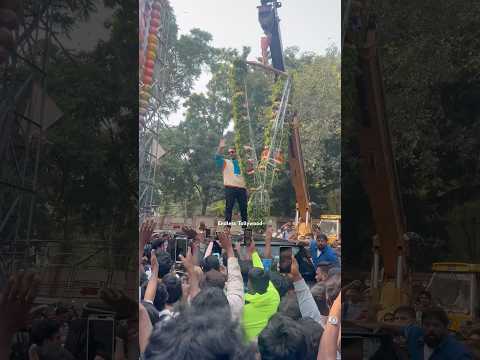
[179,248,200,300]
[139,219,155,248]
[100,288,138,320]
[0,271,40,336]
[288,255,302,282]
[150,249,159,277]
[246,238,256,259]
[218,231,234,258]
[179,247,195,274]
[265,225,273,238]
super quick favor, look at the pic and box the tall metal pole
[26,11,51,250]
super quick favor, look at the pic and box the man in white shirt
[215,138,248,229]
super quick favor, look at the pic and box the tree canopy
[155,18,341,221]
[342,0,480,270]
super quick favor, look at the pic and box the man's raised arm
[217,137,225,154]
[215,138,225,168]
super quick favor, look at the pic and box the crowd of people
[2,217,479,359]
[139,221,342,359]
[0,272,139,360]
[341,280,479,358]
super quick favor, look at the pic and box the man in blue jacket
[407,307,472,359]
[299,230,338,269]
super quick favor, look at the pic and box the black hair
[156,252,173,278]
[191,287,229,314]
[279,293,302,320]
[145,308,256,360]
[269,272,293,298]
[258,314,309,360]
[394,305,416,320]
[151,239,163,250]
[327,266,341,278]
[248,267,270,294]
[325,273,341,305]
[203,269,227,290]
[317,234,328,242]
[31,319,61,346]
[239,259,253,287]
[422,307,449,327]
[162,273,183,305]
[298,318,323,360]
[203,255,220,272]
[141,282,168,312]
[316,261,332,270]
[310,283,329,316]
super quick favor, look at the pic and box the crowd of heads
[4,218,477,359]
[138,221,343,359]
[0,267,139,359]
[342,277,479,358]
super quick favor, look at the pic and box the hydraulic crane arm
[289,114,312,234]
[344,0,410,310]
[357,26,407,279]
[257,1,312,237]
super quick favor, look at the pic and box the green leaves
[289,47,341,214]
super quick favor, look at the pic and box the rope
[243,79,261,188]
[264,77,291,190]
[242,65,292,214]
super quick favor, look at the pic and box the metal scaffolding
[0,3,137,304]
[139,0,174,221]
[0,2,61,272]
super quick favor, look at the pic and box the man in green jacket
[242,240,280,342]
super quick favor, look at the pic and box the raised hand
[265,224,273,238]
[218,231,234,257]
[179,247,195,274]
[246,238,256,259]
[179,248,199,299]
[288,255,302,282]
[150,249,159,277]
[139,219,155,248]
[0,271,40,335]
[100,288,137,320]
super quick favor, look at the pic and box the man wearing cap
[215,138,248,229]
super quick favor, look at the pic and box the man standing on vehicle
[215,138,248,230]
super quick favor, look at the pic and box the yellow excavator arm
[288,114,312,238]
[345,0,410,313]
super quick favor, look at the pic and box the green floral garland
[230,59,254,189]
[229,59,291,231]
